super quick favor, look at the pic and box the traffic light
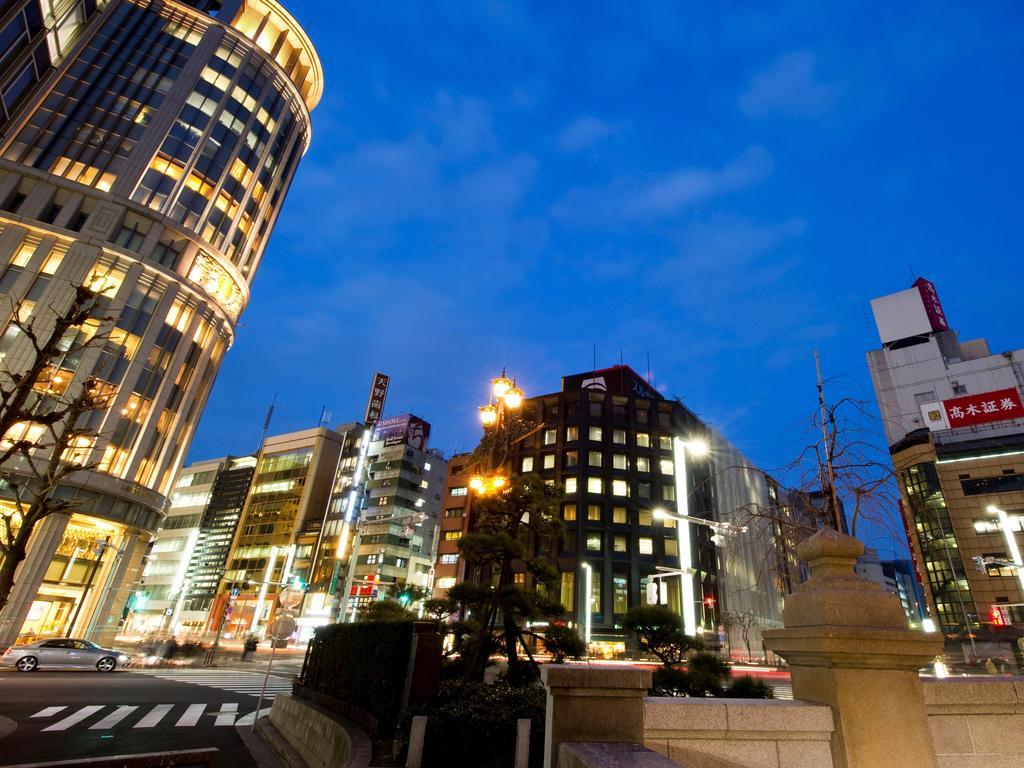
[704,596,716,608]
[646,580,659,605]
[397,591,412,606]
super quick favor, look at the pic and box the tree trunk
[0,534,29,616]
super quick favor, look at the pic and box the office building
[434,452,472,595]
[855,548,926,627]
[452,365,718,657]
[214,427,344,640]
[867,278,1024,639]
[0,0,321,646]
[339,414,447,621]
[709,431,786,658]
[127,456,221,635]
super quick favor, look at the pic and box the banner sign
[373,413,431,450]
[942,387,1023,429]
[364,372,389,425]
[913,277,949,333]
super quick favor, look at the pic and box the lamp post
[987,505,1024,593]
[670,436,710,637]
[580,561,593,650]
[469,370,526,496]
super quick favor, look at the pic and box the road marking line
[90,706,139,730]
[31,707,66,718]
[213,702,238,726]
[134,704,173,728]
[42,706,103,731]
[175,703,206,727]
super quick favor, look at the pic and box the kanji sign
[913,277,949,332]
[942,387,1023,428]
[364,372,389,425]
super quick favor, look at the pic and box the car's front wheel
[96,656,117,673]
[15,656,38,672]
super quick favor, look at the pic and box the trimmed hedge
[301,620,414,737]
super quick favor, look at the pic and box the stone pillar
[0,513,71,646]
[763,529,942,768]
[540,665,652,768]
[86,532,141,646]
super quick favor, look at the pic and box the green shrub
[301,620,414,736]
[723,675,775,699]
[400,680,546,768]
[541,625,586,662]
[650,652,732,697]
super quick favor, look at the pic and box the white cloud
[739,52,840,118]
[550,146,772,227]
[557,116,619,152]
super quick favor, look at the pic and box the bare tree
[722,611,757,661]
[0,284,114,614]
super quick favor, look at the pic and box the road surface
[0,665,295,765]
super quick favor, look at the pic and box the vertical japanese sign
[913,277,949,332]
[942,387,1023,428]
[364,372,389,426]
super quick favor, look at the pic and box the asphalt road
[0,665,295,766]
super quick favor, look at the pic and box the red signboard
[913,277,949,332]
[942,387,1024,428]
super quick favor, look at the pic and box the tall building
[709,431,786,659]
[854,548,925,627]
[214,427,344,641]
[127,456,221,635]
[434,452,472,595]
[451,365,719,657]
[339,414,447,621]
[867,278,1024,641]
[180,453,256,626]
[0,0,321,646]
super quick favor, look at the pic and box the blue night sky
[190,1,1023,553]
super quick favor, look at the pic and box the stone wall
[268,692,371,768]
[925,678,1024,768]
[643,697,835,768]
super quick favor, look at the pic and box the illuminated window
[613,507,627,524]
[665,539,678,557]
[588,451,602,467]
[543,454,555,469]
[639,510,653,526]
[587,504,601,521]
[636,456,650,472]
[638,537,653,555]
[566,426,579,441]
[560,572,574,612]
[613,454,628,470]
[443,531,462,541]
[562,503,577,522]
[440,554,458,565]
[660,459,674,475]
[636,432,650,448]
[613,535,627,553]
[587,478,603,494]
[521,456,534,472]
[613,576,628,614]
[589,426,602,441]
[565,477,578,494]
[612,479,629,497]
[543,429,556,445]
[586,533,601,552]
[613,429,626,444]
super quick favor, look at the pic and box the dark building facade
[0,0,321,645]
[181,453,255,613]
[497,366,718,656]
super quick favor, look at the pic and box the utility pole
[815,351,843,532]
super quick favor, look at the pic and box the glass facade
[901,462,978,633]
[0,0,320,646]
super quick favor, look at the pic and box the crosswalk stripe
[90,706,139,730]
[175,703,206,727]
[134,704,173,729]
[31,707,66,718]
[213,703,238,727]
[42,706,103,731]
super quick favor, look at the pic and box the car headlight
[118,655,129,662]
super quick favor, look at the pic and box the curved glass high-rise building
[0,0,321,645]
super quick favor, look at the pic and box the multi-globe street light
[470,371,525,496]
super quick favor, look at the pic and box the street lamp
[470,372,526,496]
[580,562,593,648]
[987,505,1024,593]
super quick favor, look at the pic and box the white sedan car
[1,639,131,672]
